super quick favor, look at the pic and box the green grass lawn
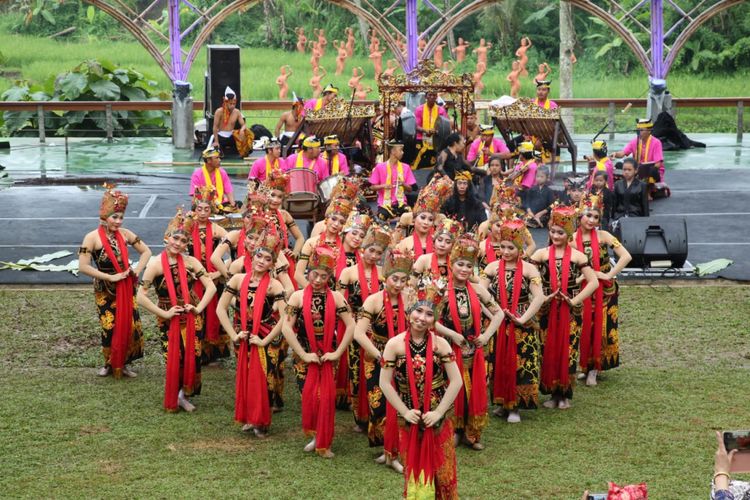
[1,33,749,133]
[1,285,748,498]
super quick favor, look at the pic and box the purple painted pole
[168,0,184,82]
[650,0,664,79]
[406,0,418,73]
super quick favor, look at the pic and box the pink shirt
[514,160,538,189]
[466,137,510,164]
[369,161,417,206]
[623,135,664,176]
[414,104,447,140]
[189,167,233,201]
[248,155,287,181]
[283,153,329,180]
[534,98,559,110]
[586,157,615,190]
[320,151,350,175]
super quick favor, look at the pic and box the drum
[318,175,343,204]
[284,168,319,217]
[433,115,452,151]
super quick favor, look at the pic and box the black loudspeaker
[206,44,241,118]
[618,216,688,268]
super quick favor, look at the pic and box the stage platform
[0,133,748,284]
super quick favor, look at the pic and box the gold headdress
[330,177,360,201]
[414,175,453,214]
[164,206,194,241]
[264,170,290,194]
[383,248,414,276]
[254,228,283,260]
[192,185,219,212]
[99,183,129,220]
[549,203,578,237]
[489,201,524,224]
[244,183,271,217]
[454,170,473,182]
[450,232,480,264]
[434,217,464,241]
[309,242,338,274]
[361,224,392,249]
[404,280,446,315]
[343,210,373,234]
[500,218,527,250]
[579,192,604,214]
[326,196,355,218]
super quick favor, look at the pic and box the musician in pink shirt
[585,140,615,190]
[533,80,558,110]
[303,83,338,114]
[368,140,417,221]
[613,119,664,183]
[283,136,330,180]
[511,141,538,191]
[466,125,512,168]
[248,138,286,182]
[321,135,350,176]
[189,146,236,208]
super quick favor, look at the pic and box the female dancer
[188,187,229,364]
[216,230,286,437]
[380,282,462,499]
[338,225,389,430]
[481,218,544,423]
[477,204,535,270]
[354,249,413,472]
[411,217,463,286]
[572,193,631,386]
[79,185,151,378]
[436,233,503,450]
[264,172,305,289]
[529,205,598,409]
[137,209,217,412]
[282,243,356,458]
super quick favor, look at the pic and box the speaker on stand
[617,216,688,269]
[205,45,241,147]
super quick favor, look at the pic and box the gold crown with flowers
[264,170,290,194]
[549,203,579,237]
[330,177,360,201]
[254,228,283,260]
[326,196,355,218]
[383,248,414,277]
[192,185,219,212]
[362,224,393,249]
[414,175,453,215]
[450,232,480,265]
[244,183,271,217]
[434,217,464,241]
[489,201,524,224]
[490,184,520,208]
[309,242,338,273]
[579,192,604,214]
[405,279,446,315]
[164,206,194,241]
[500,217,528,250]
[99,183,129,220]
[343,210,373,234]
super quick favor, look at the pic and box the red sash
[447,281,487,420]
[403,330,444,496]
[494,258,523,404]
[97,226,133,378]
[277,210,298,290]
[353,260,381,422]
[161,252,197,411]
[413,230,434,259]
[430,253,449,280]
[576,228,605,371]
[335,243,355,281]
[383,290,405,457]
[237,228,247,258]
[192,223,220,342]
[540,245,572,391]
[301,286,337,452]
[484,238,498,264]
[235,272,272,427]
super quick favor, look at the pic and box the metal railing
[1,97,748,142]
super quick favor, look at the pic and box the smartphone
[587,495,607,500]
[723,430,750,473]
[723,430,750,452]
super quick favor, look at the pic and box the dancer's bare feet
[576,372,586,380]
[253,428,268,439]
[241,424,254,432]
[319,449,335,459]
[557,398,572,410]
[507,411,521,423]
[471,442,485,451]
[178,394,196,413]
[303,438,316,452]
[97,366,111,377]
[586,370,598,386]
[352,424,364,433]
[374,453,387,464]
[121,367,137,378]
[389,458,404,473]
[542,398,558,409]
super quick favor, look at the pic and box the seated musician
[523,167,555,227]
[613,158,649,225]
[533,79,558,110]
[248,138,285,182]
[585,140,614,190]
[189,146,237,211]
[413,91,448,170]
[274,97,304,147]
[508,141,538,199]
[466,125,513,170]
[303,83,338,113]
[369,139,417,222]
[611,118,664,195]
[283,136,329,180]
[321,135,350,176]
[464,112,480,143]
[211,86,252,157]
